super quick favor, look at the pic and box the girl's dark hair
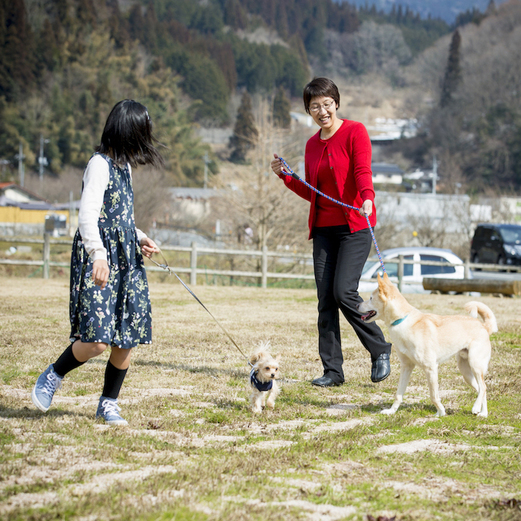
[97,100,164,168]
[302,77,340,114]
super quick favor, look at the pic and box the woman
[271,77,391,387]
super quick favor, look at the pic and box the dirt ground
[1,277,520,521]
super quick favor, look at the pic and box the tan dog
[357,273,497,417]
[249,342,281,414]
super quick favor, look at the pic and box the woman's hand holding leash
[270,153,285,178]
[359,200,373,217]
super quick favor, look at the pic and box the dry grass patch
[1,276,521,520]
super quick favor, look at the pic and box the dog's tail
[465,301,498,334]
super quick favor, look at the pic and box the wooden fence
[1,235,520,290]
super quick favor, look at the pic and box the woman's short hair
[97,99,164,168]
[302,77,340,114]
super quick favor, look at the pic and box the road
[471,269,521,281]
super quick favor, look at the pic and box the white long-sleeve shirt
[78,154,147,261]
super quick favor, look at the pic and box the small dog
[358,273,497,417]
[249,342,281,413]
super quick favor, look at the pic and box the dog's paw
[477,411,488,418]
[381,408,396,415]
[251,407,262,414]
[435,410,446,417]
[266,401,275,409]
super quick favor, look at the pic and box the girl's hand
[359,200,373,217]
[140,237,160,258]
[92,259,110,289]
[270,154,285,178]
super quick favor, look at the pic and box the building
[0,183,70,236]
[371,163,404,186]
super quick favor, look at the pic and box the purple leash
[278,156,386,274]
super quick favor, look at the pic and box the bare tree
[213,98,310,254]
[132,166,172,233]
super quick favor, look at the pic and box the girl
[32,99,164,425]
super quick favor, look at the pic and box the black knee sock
[102,361,128,400]
[53,343,85,378]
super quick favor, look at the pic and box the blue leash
[277,156,386,274]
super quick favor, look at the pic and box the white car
[358,247,468,294]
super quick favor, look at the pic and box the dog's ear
[377,272,390,300]
[250,352,260,364]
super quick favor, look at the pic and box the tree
[229,91,258,164]
[440,29,461,108]
[214,98,310,257]
[0,0,35,101]
[272,87,291,129]
[223,0,246,30]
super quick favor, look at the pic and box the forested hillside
[1,0,518,193]
[0,0,454,186]
[392,0,521,192]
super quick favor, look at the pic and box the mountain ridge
[337,0,508,22]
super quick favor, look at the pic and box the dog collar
[250,368,273,392]
[391,314,408,327]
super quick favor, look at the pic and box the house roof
[0,183,49,203]
[168,188,218,200]
[371,163,404,175]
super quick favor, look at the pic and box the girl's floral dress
[69,154,152,349]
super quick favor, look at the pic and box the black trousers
[313,225,392,383]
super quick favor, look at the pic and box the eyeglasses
[309,100,335,113]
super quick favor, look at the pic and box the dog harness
[391,314,409,327]
[250,368,273,392]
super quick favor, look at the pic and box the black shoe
[371,353,391,383]
[312,376,342,387]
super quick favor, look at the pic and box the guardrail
[1,236,520,289]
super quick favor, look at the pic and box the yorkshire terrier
[249,342,281,413]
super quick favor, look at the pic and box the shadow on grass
[0,405,90,420]
[131,357,250,379]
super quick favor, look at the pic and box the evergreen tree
[440,29,461,108]
[229,91,258,163]
[224,0,246,30]
[0,0,35,101]
[77,0,96,27]
[38,19,59,71]
[143,2,159,51]
[273,86,291,129]
[128,3,145,42]
[108,0,129,49]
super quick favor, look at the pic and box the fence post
[464,257,471,279]
[261,245,268,289]
[398,254,404,293]
[43,232,50,279]
[190,242,197,286]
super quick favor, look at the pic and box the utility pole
[17,142,25,187]
[203,152,210,189]
[39,134,49,192]
[432,155,438,195]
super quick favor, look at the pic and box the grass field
[1,276,521,520]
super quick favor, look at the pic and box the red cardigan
[283,119,377,239]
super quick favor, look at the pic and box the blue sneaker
[31,364,63,412]
[96,397,128,426]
